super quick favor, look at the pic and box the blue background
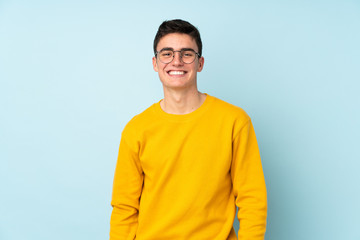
[1,0,359,239]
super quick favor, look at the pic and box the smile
[168,71,186,76]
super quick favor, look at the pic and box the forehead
[157,33,198,51]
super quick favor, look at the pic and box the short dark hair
[153,19,203,57]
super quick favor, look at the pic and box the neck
[161,88,206,115]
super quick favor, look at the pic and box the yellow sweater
[110,94,267,240]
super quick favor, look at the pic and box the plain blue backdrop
[1,0,359,239]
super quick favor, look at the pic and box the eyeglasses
[155,48,201,64]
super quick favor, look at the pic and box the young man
[110,19,267,240]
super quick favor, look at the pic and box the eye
[182,51,195,58]
[160,50,173,57]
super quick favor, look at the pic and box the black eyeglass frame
[155,48,201,64]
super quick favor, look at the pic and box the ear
[197,56,204,72]
[152,56,159,72]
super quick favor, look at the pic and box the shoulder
[209,95,250,123]
[122,102,158,137]
[207,95,254,139]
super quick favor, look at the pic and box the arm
[231,118,267,240]
[110,129,143,240]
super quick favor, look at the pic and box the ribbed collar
[152,93,215,123]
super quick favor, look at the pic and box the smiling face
[152,33,204,91]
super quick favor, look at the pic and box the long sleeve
[231,118,267,240]
[110,127,143,240]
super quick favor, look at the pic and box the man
[110,19,267,240]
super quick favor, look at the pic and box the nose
[172,51,183,65]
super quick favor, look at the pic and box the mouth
[167,70,187,76]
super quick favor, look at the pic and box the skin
[152,33,206,114]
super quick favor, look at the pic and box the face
[152,33,204,91]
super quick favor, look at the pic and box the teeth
[169,71,185,75]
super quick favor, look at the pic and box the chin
[162,79,190,87]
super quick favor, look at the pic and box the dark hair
[153,19,203,56]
